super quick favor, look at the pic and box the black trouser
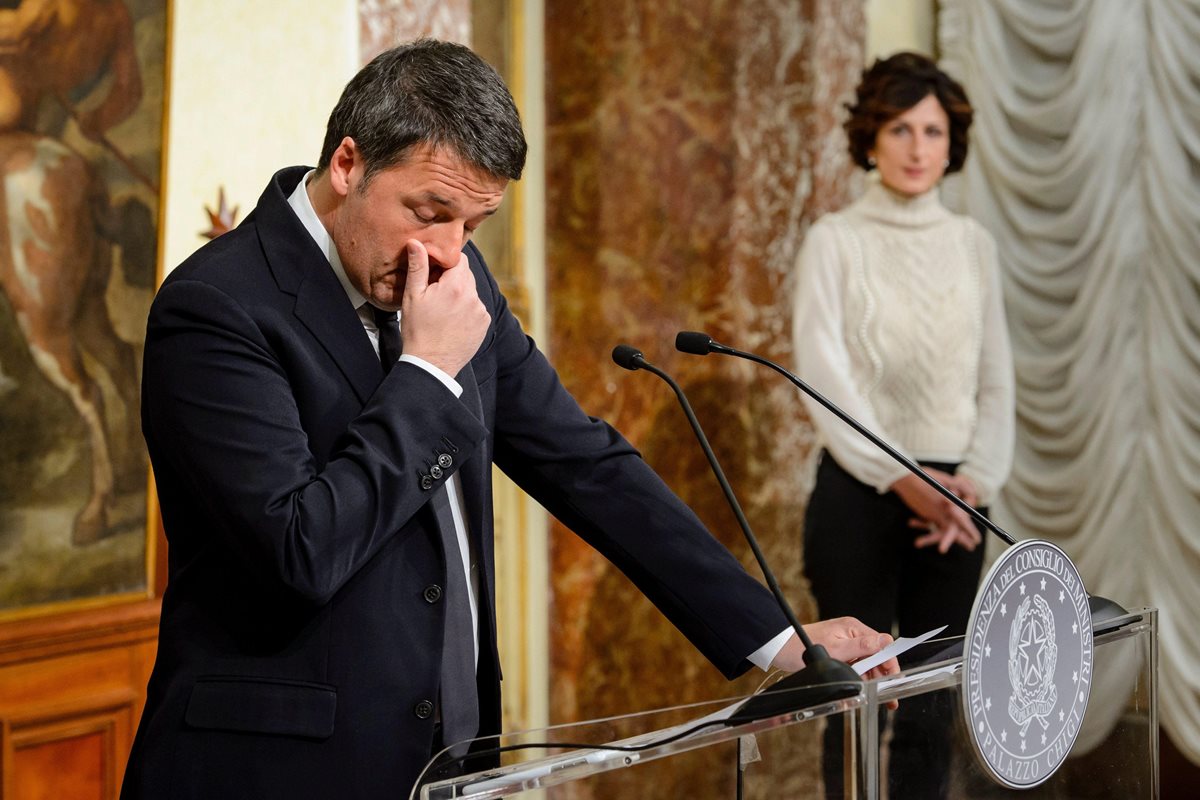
[803,452,986,799]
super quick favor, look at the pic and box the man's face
[328,140,508,310]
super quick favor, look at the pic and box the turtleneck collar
[852,171,950,228]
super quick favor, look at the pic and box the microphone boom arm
[683,334,1016,546]
[674,331,1131,631]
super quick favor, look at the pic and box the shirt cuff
[399,354,463,398]
[747,627,794,672]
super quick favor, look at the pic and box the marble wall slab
[544,1,865,795]
[352,0,866,792]
[359,0,471,63]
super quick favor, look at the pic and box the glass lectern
[411,609,1157,799]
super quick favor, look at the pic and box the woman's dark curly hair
[844,52,973,174]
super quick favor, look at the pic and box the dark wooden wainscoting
[0,600,159,799]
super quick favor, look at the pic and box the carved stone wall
[544,1,865,795]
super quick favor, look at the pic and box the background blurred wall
[541,2,865,794]
[161,2,359,276]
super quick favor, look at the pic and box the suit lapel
[294,280,381,405]
[254,167,382,405]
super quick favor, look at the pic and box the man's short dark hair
[844,51,974,174]
[317,39,527,185]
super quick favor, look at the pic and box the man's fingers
[838,632,892,663]
[404,240,430,296]
[862,657,901,681]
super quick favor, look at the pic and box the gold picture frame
[0,0,170,620]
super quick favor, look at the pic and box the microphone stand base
[1089,594,1131,635]
[727,659,862,725]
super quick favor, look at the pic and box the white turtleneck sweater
[792,176,1014,504]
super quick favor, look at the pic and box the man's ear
[328,137,359,197]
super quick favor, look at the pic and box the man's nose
[423,224,466,269]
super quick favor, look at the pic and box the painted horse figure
[0,131,141,544]
[0,0,147,545]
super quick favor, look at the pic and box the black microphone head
[611,344,645,370]
[675,331,714,355]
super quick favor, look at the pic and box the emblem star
[1001,602,1008,617]
[1020,582,1026,596]
[1041,577,1047,591]
[1001,730,1007,743]
[1041,732,1047,745]
[985,644,991,658]
[1073,670,1078,684]
[1059,589,1065,603]
[1072,621,1078,635]
[1020,739,1027,753]
[1018,617,1048,686]
[1059,709,1065,723]
[986,697,992,711]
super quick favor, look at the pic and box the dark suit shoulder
[161,167,319,299]
[164,223,268,290]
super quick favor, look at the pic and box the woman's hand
[891,472,981,553]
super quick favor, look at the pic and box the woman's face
[869,93,951,197]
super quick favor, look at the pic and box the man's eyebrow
[422,193,501,216]
[424,193,456,208]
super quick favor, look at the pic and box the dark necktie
[428,483,480,756]
[370,305,478,751]
[371,306,403,371]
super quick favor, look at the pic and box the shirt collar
[286,169,367,310]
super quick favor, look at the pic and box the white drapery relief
[940,0,1200,762]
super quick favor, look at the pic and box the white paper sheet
[851,625,947,675]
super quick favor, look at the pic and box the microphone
[611,344,861,721]
[674,331,1129,631]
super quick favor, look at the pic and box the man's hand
[400,239,491,377]
[770,617,900,682]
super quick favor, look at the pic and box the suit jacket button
[430,465,444,480]
[423,585,443,603]
[420,475,433,490]
[437,453,453,469]
[414,700,434,719]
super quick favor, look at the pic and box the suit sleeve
[470,253,789,679]
[141,277,488,605]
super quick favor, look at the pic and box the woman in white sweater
[793,52,1014,798]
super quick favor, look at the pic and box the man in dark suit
[121,40,897,798]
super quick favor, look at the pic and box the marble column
[545,1,865,795]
